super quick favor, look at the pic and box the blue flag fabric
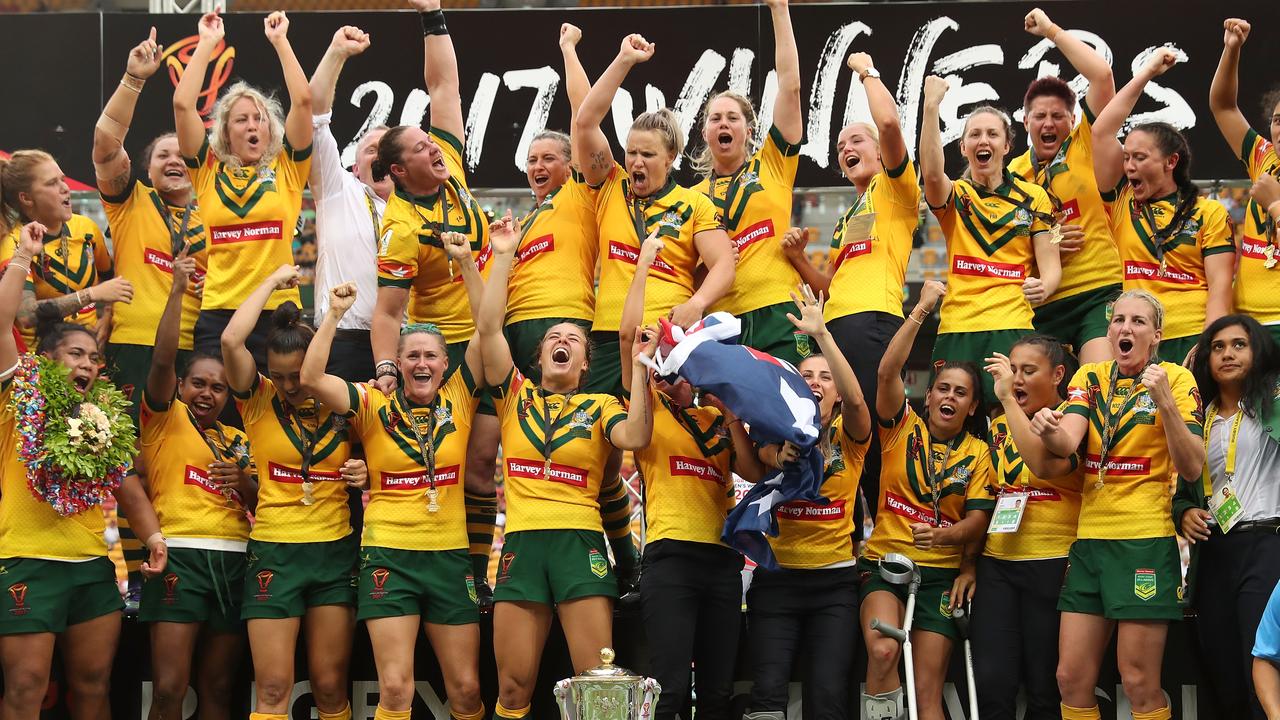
[652,313,824,569]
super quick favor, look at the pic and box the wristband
[375,360,399,378]
[419,9,448,36]
[120,73,145,93]
[145,532,166,548]
[908,312,925,326]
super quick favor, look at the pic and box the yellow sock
[374,707,412,720]
[452,703,486,720]
[1060,704,1101,720]
[1132,707,1171,720]
[494,702,530,720]
[250,714,289,720]
[319,704,352,720]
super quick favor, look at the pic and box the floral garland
[9,355,135,517]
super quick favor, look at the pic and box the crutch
[869,553,920,720]
[951,600,979,720]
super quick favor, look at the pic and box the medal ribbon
[396,389,438,499]
[1203,403,1245,483]
[1096,363,1147,487]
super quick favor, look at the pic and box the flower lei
[10,355,135,517]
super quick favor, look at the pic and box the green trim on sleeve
[926,187,954,212]
[141,387,172,415]
[884,157,911,179]
[458,360,479,395]
[603,410,627,441]
[231,372,261,401]
[965,498,997,512]
[767,125,803,157]
[285,138,313,162]
[98,176,137,206]
[345,381,361,413]
[1203,244,1237,257]
[183,135,210,169]
[1062,404,1091,418]
[430,127,465,155]
[1080,98,1096,125]
[1186,421,1203,438]
[378,277,413,289]
[1242,128,1261,165]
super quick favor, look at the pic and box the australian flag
[649,313,824,570]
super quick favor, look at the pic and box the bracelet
[75,289,85,307]
[120,73,145,93]
[908,312,925,326]
[419,9,448,36]
[6,259,30,275]
[144,532,166,548]
[375,360,399,378]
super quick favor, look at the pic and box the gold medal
[1048,223,1064,245]
[543,456,552,478]
[301,480,316,506]
[1265,244,1277,270]
[426,487,440,513]
[1158,256,1167,276]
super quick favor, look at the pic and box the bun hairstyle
[631,108,684,161]
[1127,122,1199,240]
[690,91,759,179]
[1008,334,1077,400]
[370,126,412,189]
[266,302,314,356]
[35,318,97,356]
[0,149,55,236]
[1023,76,1077,114]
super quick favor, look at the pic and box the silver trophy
[553,648,661,720]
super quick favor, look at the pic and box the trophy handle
[639,678,662,720]
[554,680,577,720]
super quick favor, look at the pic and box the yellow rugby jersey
[825,159,920,320]
[1102,182,1234,340]
[933,176,1053,334]
[865,403,997,569]
[139,392,251,544]
[183,136,309,312]
[593,167,723,332]
[1062,360,1202,540]
[101,179,207,350]
[377,128,491,344]
[235,374,353,543]
[635,386,734,546]
[507,171,597,325]
[771,416,869,569]
[0,377,108,560]
[347,366,479,552]
[983,413,1082,561]
[694,126,802,315]
[1008,102,1122,304]
[0,214,110,347]
[1234,129,1280,324]
[493,368,628,533]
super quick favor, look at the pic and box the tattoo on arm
[590,150,609,172]
[16,289,37,327]
[100,167,131,197]
[34,292,88,323]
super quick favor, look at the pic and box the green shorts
[493,530,617,605]
[357,546,479,625]
[1033,284,1121,355]
[857,557,960,639]
[445,340,496,416]
[739,302,809,367]
[504,317,593,380]
[241,536,357,619]
[106,344,193,423]
[1158,335,1199,367]
[0,557,121,635]
[140,546,245,632]
[1058,538,1183,621]
[583,331,624,397]
[933,328,1028,407]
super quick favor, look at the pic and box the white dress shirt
[1206,409,1280,523]
[309,111,383,330]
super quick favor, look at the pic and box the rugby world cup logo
[7,583,29,616]
[254,570,274,600]
[163,573,180,605]
[163,35,235,128]
[369,568,390,600]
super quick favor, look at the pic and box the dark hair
[928,360,988,439]
[35,319,96,355]
[180,351,224,379]
[266,302,314,356]
[369,126,412,189]
[1009,334,1077,400]
[140,132,178,172]
[1261,86,1280,127]
[1191,314,1280,421]
[1023,76,1077,114]
[535,322,593,388]
[1127,122,1199,238]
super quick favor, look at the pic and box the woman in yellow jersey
[222,266,365,720]
[979,336,1083,719]
[1211,18,1280,346]
[862,280,996,720]
[0,221,166,720]
[689,0,803,364]
[1092,49,1234,367]
[1025,290,1203,720]
[300,253,486,720]
[175,10,312,368]
[783,50,919,522]
[1177,315,1280,720]
[1011,8,1122,365]
[919,76,1061,408]
[572,33,734,396]
[742,287,871,720]
[139,249,255,720]
[369,0,500,603]
[618,231,761,720]
[0,151,134,349]
[94,28,208,420]
[477,212,655,720]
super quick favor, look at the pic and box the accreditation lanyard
[915,425,960,527]
[154,194,196,257]
[410,191,456,277]
[1203,404,1247,531]
[364,193,382,252]
[627,177,676,244]
[396,390,440,513]
[535,387,577,477]
[1095,363,1146,489]
[1031,140,1071,215]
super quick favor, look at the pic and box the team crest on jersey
[794,333,811,358]
[1014,207,1032,227]
[659,211,683,232]
[570,409,593,430]
[1134,394,1158,417]
[257,166,276,184]
[465,575,478,604]
[1134,568,1157,601]
[1179,216,1202,240]
[738,169,761,188]
[457,186,475,207]
[939,590,953,618]
[948,466,971,487]
[907,434,923,460]
[588,549,608,578]
[435,405,453,426]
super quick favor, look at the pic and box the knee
[497,673,535,710]
[446,677,482,715]
[150,672,191,709]
[377,673,417,712]
[68,665,112,699]
[310,672,349,709]
[5,668,51,708]
[866,638,901,673]
[198,668,236,701]
[255,675,294,708]
[1056,663,1090,700]
[1118,663,1162,705]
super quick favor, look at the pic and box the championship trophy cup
[553,648,661,720]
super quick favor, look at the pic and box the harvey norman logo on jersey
[952,255,1025,281]
[507,458,588,487]
[731,219,775,251]
[380,465,460,490]
[669,455,724,484]
[608,241,677,276]
[266,462,342,484]
[776,499,846,521]
[1083,454,1151,476]
[144,248,206,282]
[209,220,283,245]
[183,465,223,496]
[884,491,954,528]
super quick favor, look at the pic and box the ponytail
[266,302,314,356]
[1130,122,1199,237]
[632,109,684,161]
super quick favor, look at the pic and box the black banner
[1,1,1278,190]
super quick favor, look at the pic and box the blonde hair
[529,130,571,163]
[690,91,759,178]
[631,109,685,161]
[0,149,55,236]
[1112,289,1165,331]
[209,81,285,171]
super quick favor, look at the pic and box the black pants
[1193,529,1280,720]
[828,311,903,522]
[326,328,376,383]
[746,565,859,720]
[193,308,276,371]
[971,555,1066,720]
[639,540,744,720]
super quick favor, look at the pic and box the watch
[859,67,881,82]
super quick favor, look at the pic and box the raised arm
[173,12,224,158]
[1092,48,1179,193]
[1024,8,1115,113]
[411,0,464,141]
[263,12,313,152]
[573,34,654,186]
[780,227,832,295]
[144,250,196,407]
[1209,19,1253,156]
[221,264,300,394]
[372,286,409,393]
[787,285,870,442]
[619,232,664,393]
[985,352,1077,479]
[608,331,656,450]
[849,52,907,172]
[476,213,517,388]
[95,28,163,197]
[300,283,360,415]
[442,231,486,384]
[877,280,945,422]
[310,26,370,117]
[0,223,44,372]
[766,0,802,145]
[919,76,953,209]
[559,24,590,168]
